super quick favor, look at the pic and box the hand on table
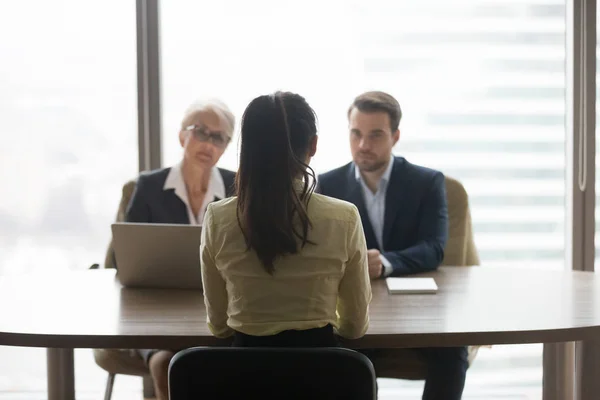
[367,249,383,280]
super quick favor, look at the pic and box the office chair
[168,347,377,400]
[370,175,482,380]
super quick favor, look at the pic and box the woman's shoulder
[208,196,238,217]
[217,167,236,180]
[309,193,360,223]
[138,166,170,182]
[135,167,172,191]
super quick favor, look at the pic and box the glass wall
[161,1,565,396]
[0,1,138,275]
[0,0,572,397]
[0,1,138,395]
[162,0,566,271]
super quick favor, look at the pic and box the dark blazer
[317,156,448,276]
[126,167,236,224]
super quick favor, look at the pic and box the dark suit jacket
[126,167,236,224]
[317,157,448,276]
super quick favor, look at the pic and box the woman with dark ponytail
[201,91,371,347]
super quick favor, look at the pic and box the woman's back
[200,91,371,345]
[201,192,371,339]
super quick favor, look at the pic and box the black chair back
[168,346,377,400]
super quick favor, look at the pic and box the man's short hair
[348,91,402,132]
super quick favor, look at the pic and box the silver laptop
[111,222,203,289]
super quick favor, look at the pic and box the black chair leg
[104,373,115,400]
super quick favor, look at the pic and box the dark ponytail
[235,91,317,274]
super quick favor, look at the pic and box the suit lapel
[345,166,378,249]
[219,169,236,197]
[163,190,190,224]
[382,157,406,250]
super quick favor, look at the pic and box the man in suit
[318,91,468,400]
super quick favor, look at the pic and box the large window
[0,1,137,275]
[162,0,565,396]
[0,0,572,397]
[162,1,566,270]
[0,1,137,395]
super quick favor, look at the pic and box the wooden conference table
[0,266,599,400]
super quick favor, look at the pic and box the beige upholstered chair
[92,180,156,400]
[103,180,136,270]
[369,175,481,380]
[441,176,480,268]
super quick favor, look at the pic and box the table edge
[2,325,600,349]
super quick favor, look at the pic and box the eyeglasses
[185,125,230,148]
